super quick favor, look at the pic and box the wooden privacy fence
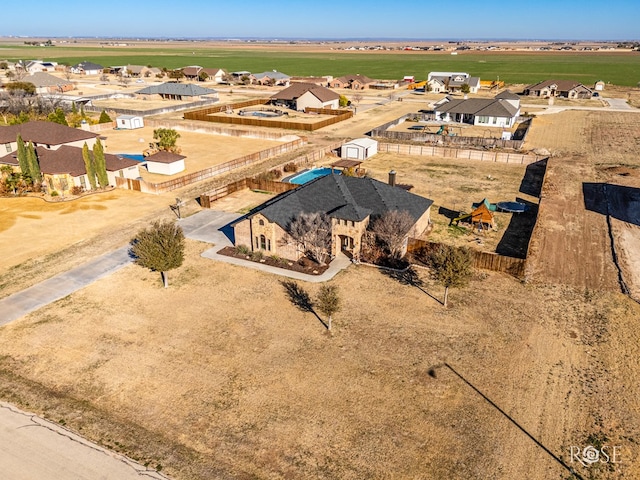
[184,100,353,131]
[407,239,527,279]
[200,177,298,208]
[117,138,304,194]
[378,143,542,165]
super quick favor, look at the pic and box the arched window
[258,219,265,226]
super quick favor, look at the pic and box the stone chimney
[388,170,396,187]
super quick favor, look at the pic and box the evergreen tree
[16,135,31,178]
[98,110,112,123]
[71,102,77,114]
[82,142,97,190]
[47,108,68,126]
[130,220,185,288]
[80,104,85,118]
[316,284,341,331]
[26,142,41,184]
[93,138,109,188]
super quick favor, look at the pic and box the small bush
[235,244,251,255]
[251,250,264,261]
[70,185,84,196]
[283,162,298,173]
[50,190,59,197]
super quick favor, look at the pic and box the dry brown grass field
[1,83,640,479]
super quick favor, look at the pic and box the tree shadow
[280,280,328,329]
[379,265,443,305]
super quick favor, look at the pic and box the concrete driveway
[0,402,169,480]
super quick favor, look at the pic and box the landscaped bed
[217,245,330,275]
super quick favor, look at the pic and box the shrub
[50,190,59,197]
[235,244,251,255]
[251,250,264,261]
[283,162,298,173]
[70,185,84,196]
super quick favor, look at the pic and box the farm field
[1,41,639,86]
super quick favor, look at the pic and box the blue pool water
[120,154,145,162]
[289,167,338,185]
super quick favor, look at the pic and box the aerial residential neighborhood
[0,23,639,480]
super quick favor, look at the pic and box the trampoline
[496,201,527,213]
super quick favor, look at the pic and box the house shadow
[495,198,539,259]
[219,219,237,244]
[519,159,547,197]
[583,182,640,226]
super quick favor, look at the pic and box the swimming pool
[120,154,145,162]
[288,167,338,185]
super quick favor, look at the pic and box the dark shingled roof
[495,89,520,100]
[435,98,519,117]
[524,79,591,92]
[0,121,99,146]
[249,174,433,229]
[135,82,217,96]
[146,151,186,164]
[270,83,339,103]
[0,145,139,177]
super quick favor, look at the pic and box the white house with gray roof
[434,92,520,128]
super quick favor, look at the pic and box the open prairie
[1,39,639,85]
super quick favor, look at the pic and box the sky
[3,0,639,41]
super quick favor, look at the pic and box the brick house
[232,174,433,262]
[329,74,375,90]
[270,83,340,110]
[523,80,593,99]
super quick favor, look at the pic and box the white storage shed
[145,151,186,176]
[116,115,144,130]
[340,138,378,160]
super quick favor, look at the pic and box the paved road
[0,402,169,480]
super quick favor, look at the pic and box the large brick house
[232,174,433,261]
[270,83,340,111]
[523,80,593,99]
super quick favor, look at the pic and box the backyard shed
[145,151,186,176]
[116,115,144,130]
[341,138,378,160]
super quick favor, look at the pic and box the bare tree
[288,212,332,265]
[369,210,415,259]
[63,66,73,81]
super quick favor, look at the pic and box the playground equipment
[451,199,496,232]
[496,201,527,213]
[407,80,427,90]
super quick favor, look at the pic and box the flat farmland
[1,41,638,86]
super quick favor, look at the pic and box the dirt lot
[0,239,638,480]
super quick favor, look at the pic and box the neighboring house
[0,121,100,154]
[233,174,433,261]
[200,68,226,83]
[428,72,480,94]
[182,65,203,80]
[24,60,58,74]
[116,115,144,130]
[0,145,139,194]
[290,76,332,86]
[25,72,74,94]
[145,151,186,175]
[124,65,157,78]
[329,74,375,90]
[341,138,378,160]
[270,82,340,110]
[251,71,290,86]
[71,61,104,75]
[434,92,521,128]
[135,82,218,101]
[523,80,593,99]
